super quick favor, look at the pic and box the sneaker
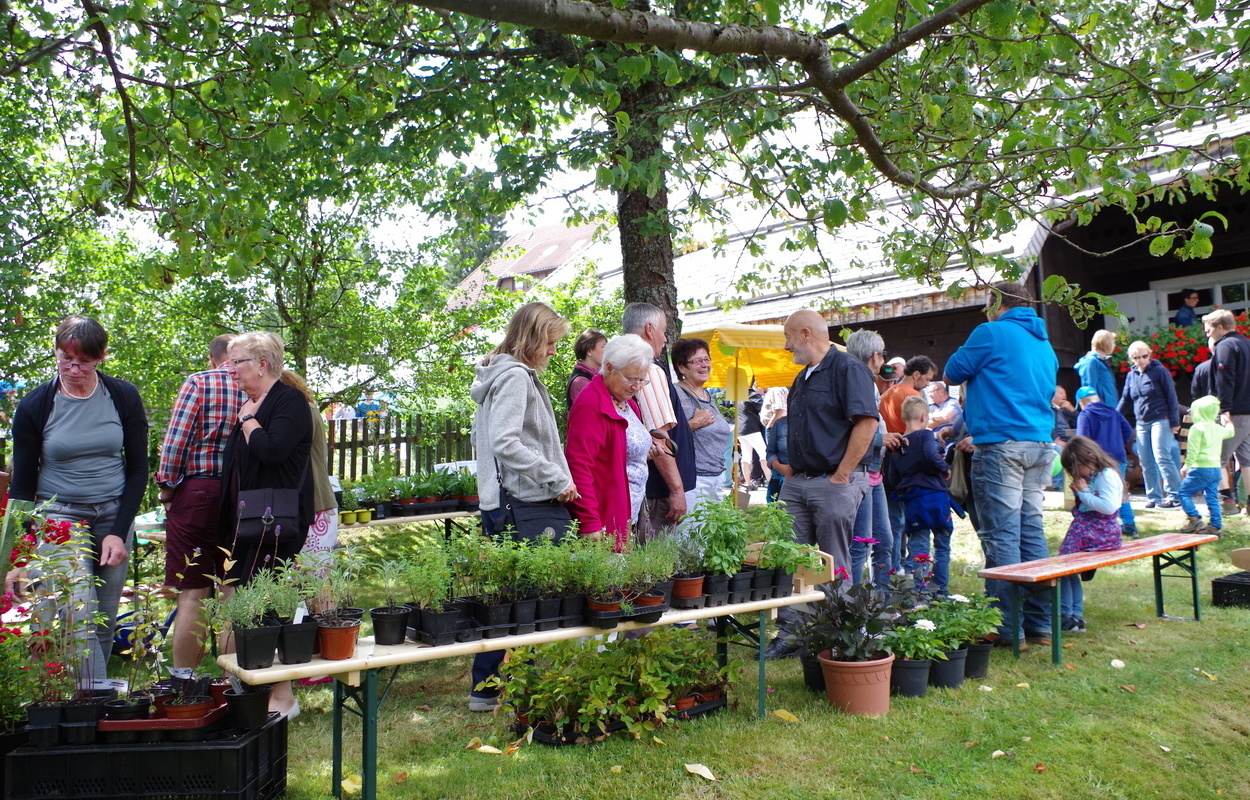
[984,633,1028,650]
[1159,499,1180,509]
[763,637,800,660]
[1221,497,1239,514]
[1025,632,1052,646]
[1144,501,1157,509]
[1180,517,1208,534]
[1208,526,1223,537]
[468,695,500,712]
[1122,524,1139,539]
[1061,617,1086,634]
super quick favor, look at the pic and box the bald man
[765,309,878,660]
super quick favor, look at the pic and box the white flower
[914,619,937,631]
[948,594,970,603]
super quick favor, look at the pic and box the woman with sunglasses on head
[4,315,149,689]
[1117,340,1182,509]
[672,337,731,517]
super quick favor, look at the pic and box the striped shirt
[635,362,677,431]
[155,368,246,485]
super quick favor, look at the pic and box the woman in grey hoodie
[468,301,579,711]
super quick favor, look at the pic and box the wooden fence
[0,414,475,484]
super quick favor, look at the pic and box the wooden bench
[978,533,1219,664]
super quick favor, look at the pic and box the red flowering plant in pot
[1108,312,1250,377]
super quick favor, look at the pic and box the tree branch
[81,0,142,206]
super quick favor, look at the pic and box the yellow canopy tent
[680,322,804,401]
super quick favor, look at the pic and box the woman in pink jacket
[565,334,656,549]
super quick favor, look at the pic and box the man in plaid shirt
[155,334,245,676]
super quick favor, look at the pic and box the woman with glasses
[4,315,149,689]
[565,334,658,549]
[672,338,731,517]
[1117,341,1182,509]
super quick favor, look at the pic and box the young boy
[1178,394,1235,534]
[884,396,962,594]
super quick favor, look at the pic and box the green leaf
[1148,235,1174,256]
[1193,221,1214,238]
[1195,0,1216,20]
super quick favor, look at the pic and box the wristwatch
[240,414,256,423]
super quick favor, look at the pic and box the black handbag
[233,461,308,544]
[497,485,573,543]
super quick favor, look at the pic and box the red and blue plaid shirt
[155,367,246,485]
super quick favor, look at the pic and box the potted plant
[786,579,901,715]
[456,470,479,510]
[670,534,705,604]
[405,535,460,639]
[317,547,364,660]
[884,618,948,698]
[369,559,410,645]
[269,555,320,664]
[927,593,1003,684]
[689,499,748,596]
[220,578,279,670]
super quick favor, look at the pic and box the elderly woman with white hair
[219,330,313,717]
[844,329,899,586]
[565,334,658,549]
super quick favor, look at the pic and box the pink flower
[854,536,878,545]
[833,566,851,580]
[913,553,933,564]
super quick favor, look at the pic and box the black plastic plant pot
[890,659,931,698]
[421,605,464,637]
[60,721,97,746]
[928,648,968,689]
[278,619,319,665]
[224,685,273,730]
[470,598,513,627]
[799,652,826,694]
[703,573,730,595]
[103,697,151,721]
[370,607,410,646]
[728,569,753,593]
[964,642,993,680]
[512,598,538,625]
[560,595,585,618]
[536,597,562,619]
[750,566,773,589]
[652,579,675,603]
[235,621,281,670]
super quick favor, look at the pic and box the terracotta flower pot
[672,574,704,599]
[816,650,894,716]
[163,695,213,720]
[318,621,361,660]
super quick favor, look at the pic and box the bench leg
[1153,548,1203,621]
[1050,582,1062,665]
[758,610,767,719]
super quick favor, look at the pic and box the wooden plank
[978,533,1219,583]
[217,590,826,686]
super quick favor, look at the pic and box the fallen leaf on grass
[393,772,408,784]
[773,709,800,723]
[1160,746,1172,752]
[964,740,979,748]
[1201,670,1219,681]
[341,775,363,796]
[979,685,994,692]
[1035,764,1046,772]
[1110,659,1126,669]
[1128,639,1139,645]
[610,765,624,774]
[685,763,718,781]
[1065,664,1078,671]
[476,745,503,755]
[464,737,483,750]
[991,750,1008,759]
[504,741,523,757]
[417,705,432,712]
[909,764,924,773]
[1126,623,1146,629]
[652,736,665,745]
[1015,683,1030,688]
[1022,737,1032,742]
[1120,685,1137,693]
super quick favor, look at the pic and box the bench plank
[978,533,1219,584]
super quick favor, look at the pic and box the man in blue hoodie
[1074,386,1138,537]
[945,281,1058,646]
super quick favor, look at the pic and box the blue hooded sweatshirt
[944,306,1058,444]
[1073,350,1117,409]
[1075,400,1134,463]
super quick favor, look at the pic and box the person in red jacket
[565,334,659,549]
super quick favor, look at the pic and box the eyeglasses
[55,355,99,371]
[621,375,651,387]
[229,358,256,367]
[685,358,711,366]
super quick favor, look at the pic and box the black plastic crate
[1213,571,1250,607]
[5,711,287,800]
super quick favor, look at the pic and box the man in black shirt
[766,309,879,659]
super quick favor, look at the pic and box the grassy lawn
[276,500,1250,800]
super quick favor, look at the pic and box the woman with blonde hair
[1074,329,1119,413]
[469,301,578,711]
[1117,340,1181,509]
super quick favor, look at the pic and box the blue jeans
[1117,462,1136,529]
[905,526,952,594]
[972,441,1054,638]
[30,498,132,687]
[1060,575,1084,620]
[1137,419,1181,504]
[1178,467,1223,528]
[850,481,893,588]
[887,497,906,573]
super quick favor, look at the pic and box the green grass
[275,505,1250,800]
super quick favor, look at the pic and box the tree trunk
[615,80,679,342]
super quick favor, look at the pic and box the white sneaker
[468,696,500,712]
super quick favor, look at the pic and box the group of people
[3,317,331,717]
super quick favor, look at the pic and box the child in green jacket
[1178,395,1235,534]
